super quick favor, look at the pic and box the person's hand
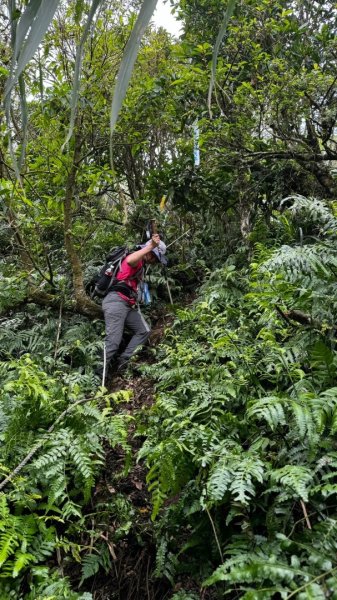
[150,233,160,248]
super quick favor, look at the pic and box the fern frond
[80,551,101,584]
[206,459,232,502]
[270,466,312,501]
[229,455,264,504]
[260,244,336,282]
[12,551,35,578]
[284,195,337,234]
[0,532,19,566]
[68,439,96,482]
[207,451,264,505]
[290,400,316,442]
[154,536,177,584]
[297,583,326,599]
[247,396,286,430]
[204,553,303,586]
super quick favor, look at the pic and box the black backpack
[92,246,142,299]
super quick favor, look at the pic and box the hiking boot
[116,359,129,374]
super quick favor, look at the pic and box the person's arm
[126,234,160,267]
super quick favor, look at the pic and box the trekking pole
[102,344,107,387]
[165,272,173,305]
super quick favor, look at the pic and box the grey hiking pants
[102,293,150,366]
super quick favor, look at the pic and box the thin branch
[244,151,337,162]
[286,566,337,599]
[287,511,317,539]
[53,300,63,360]
[206,506,224,563]
[300,500,312,530]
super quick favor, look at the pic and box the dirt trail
[81,309,209,599]
[85,314,173,600]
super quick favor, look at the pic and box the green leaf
[12,552,35,577]
[109,0,158,145]
[14,0,44,58]
[207,0,237,117]
[270,465,312,501]
[62,0,102,150]
[5,0,61,99]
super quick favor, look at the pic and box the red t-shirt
[116,258,143,305]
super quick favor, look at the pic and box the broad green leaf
[207,0,237,117]
[18,74,28,169]
[109,0,158,151]
[5,0,60,100]
[62,0,102,150]
[14,0,43,58]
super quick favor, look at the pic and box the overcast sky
[152,0,182,37]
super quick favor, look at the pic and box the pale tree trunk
[237,169,253,241]
[239,200,251,240]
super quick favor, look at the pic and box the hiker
[98,234,167,382]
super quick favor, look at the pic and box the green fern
[206,450,264,505]
[247,396,286,430]
[285,195,337,234]
[154,536,178,584]
[206,458,232,502]
[270,466,312,501]
[80,552,101,584]
[171,591,199,600]
[203,530,337,597]
[12,552,36,578]
[0,494,55,578]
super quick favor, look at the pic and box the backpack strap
[109,282,138,299]
[127,264,144,281]
[106,261,144,299]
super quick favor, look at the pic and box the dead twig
[53,300,63,360]
[300,500,312,530]
[206,506,224,563]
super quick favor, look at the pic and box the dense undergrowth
[0,309,133,598]
[139,196,337,599]
[1,196,337,599]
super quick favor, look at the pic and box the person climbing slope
[97,233,167,384]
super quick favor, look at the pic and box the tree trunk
[308,162,337,197]
[63,125,102,318]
